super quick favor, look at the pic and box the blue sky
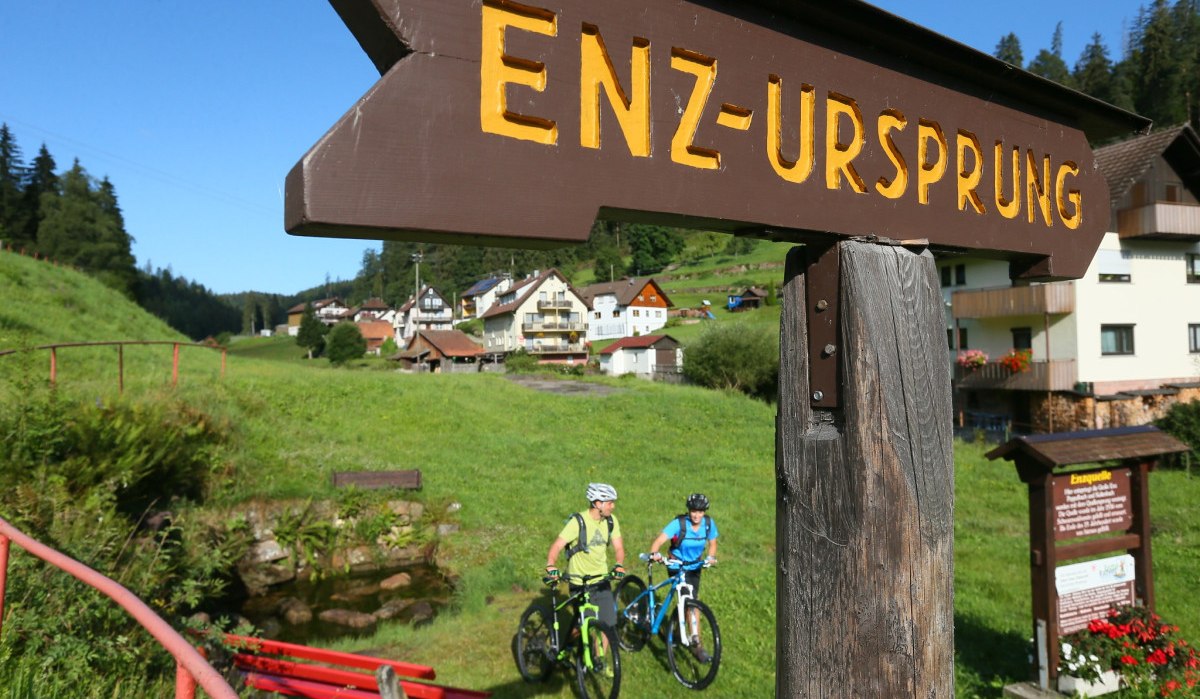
[0,1,1142,295]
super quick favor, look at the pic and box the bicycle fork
[676,582,696,647]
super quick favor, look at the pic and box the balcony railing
[537,298,574,310]
[414,311,450,322]
[954,359,1077,391]
[527,342,586,354]
[1116,202,1200,240]
[951,282,1074,319]
[521,321,586,332]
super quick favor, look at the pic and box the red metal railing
[0,516,238,699]
[0,340,226,393]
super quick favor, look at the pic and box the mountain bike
[515,572,622,699]
[614,553,721,690]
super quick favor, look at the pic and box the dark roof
[986,425,1188,475]
[599,334,679,355]
[359,296,390,310]
[1093,124,1200,201]
[462,277,504,297]
[286,297,344,314]
[480,269,584,319]
[341,0,1148,142]
[578,278,672,308]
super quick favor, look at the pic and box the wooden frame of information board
[988,426,1188,689]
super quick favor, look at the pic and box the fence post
[221,349,226,380]
[119,344,125,395]
[176,659,197,699]
[49,347,57,387]
[0,533,9,634]
[172,343,180,388]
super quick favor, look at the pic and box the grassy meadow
[1,248,1198,698]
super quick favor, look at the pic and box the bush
[682,323,779,401]
[504,348,540,373]
[326,322,367,365]
[455,318,483,336]
[1157,399,1200,465]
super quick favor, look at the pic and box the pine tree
[22,144,58,251]
[1027,23,1073,87]
[0,124,26,248]
[1130,0,1187,125]
[994,33,1024,66]
[1074,33,1117,104]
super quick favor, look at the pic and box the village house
[355,320,395,356]
[597,334,683,380]
[285,297,350,336]
[350,297,395,324]
[480,269,588,364]
[393,286,454,343]
[577,277,672,342]
[726,287,767,312]
[944,124,1200,434]
[391,329,486,373]
[459,276,512,321]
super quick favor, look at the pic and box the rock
[278,597,313,625]
[243,540,290,565]
[319,609,376,630]
[436,523,459,537]
[331,545,376,573]
[407,601,435,627]
[237,543,296,594]
[379,572,412,590]
[372,598,415,621]
[380,544,423,568]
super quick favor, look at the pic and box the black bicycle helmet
[686,493,710,511]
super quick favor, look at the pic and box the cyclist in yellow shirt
[544,483,627,630]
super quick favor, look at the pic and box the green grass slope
[2,247,1197,698]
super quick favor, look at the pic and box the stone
[408,601,435,626]
[243,540,289,565]
[1002,682,1067,698]
[319,608,376,630]
[380,544,423,568]
[331,545,377,573]
[379,572,412,590]
[278,597,313,625]
[436,523,459,536]
[373,598,415,621]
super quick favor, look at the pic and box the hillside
[1,250,1197,698]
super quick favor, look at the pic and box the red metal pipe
[119,344,125,395]
[176,659,196,699]
[0,533,9,633]
[172,343,180,387]
[0,517,238,699]
[49,347,57,386]
[225,633,435,679]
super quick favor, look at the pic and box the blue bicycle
[614,553,721,690]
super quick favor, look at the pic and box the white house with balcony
[459,276,512,321]
[943,124,1200,433]
[393,286,454,343]
[578,278,672,342]
[480,269,588,363]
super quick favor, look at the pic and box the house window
[940,266,951,287]
[1011,327,1032,351]
[1187,254,1200,283]
[1166,183,1182,202]
[946,327,968,349]
[1097,249,1131,283]
[612,310,620,318]
[633,310,640,317]
[1101,325,1135,355]
[594,311,601,319]
[955,264,966,286]
[1190,324,1200,353]
[650,295,657,302]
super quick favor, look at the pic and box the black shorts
[670,568,703,598]
[570,580,616,628]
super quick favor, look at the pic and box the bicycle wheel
[614,575,649,652]
[665,599,721,690]
[574,622,621,699]
[515,603,554,683]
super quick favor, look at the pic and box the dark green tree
[994,33,1024,66]
[1027,23,1073,87]
[22,144,58,250]
[682,322,779,401]
[592,244,625,282]
[1129,0,1187,126]
[325,322,366,365]
[724,236,756,257]
[0,124,26,248]
[626,224,683,275]
[296,302,327,359]
[1074,33,1118,104]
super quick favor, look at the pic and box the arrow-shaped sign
[287,0,1148,280]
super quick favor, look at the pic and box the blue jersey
[663,515,718,570]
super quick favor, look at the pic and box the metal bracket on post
[805,241,841,409]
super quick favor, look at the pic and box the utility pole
[411,251,423,304]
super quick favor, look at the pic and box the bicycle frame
[545,574,607,668]
[624,562,698,647]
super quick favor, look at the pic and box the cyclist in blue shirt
[648,493,719,662]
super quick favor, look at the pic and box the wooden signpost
[988,426,1188,690]
[288,0,1149,694]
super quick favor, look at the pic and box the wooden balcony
[1116,202,1200,240]
[954,359,1077,391]
[527,342,586,354]
[951,282,1073,319]
[522,321,586,332]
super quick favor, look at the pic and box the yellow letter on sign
[670,48,720,170]
[580,25,651,157]
[480,0,558,145]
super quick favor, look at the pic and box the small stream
[234,563,452,645]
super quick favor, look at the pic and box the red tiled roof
[410,330,484,357]
[356,320,394,342]
[598,334,677,355]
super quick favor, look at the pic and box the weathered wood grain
[777,240,953,697]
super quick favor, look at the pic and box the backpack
[669,514,712,555]
[564,512,614,560]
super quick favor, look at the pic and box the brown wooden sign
[286,0,1143,281]
[1052,467,1133,541]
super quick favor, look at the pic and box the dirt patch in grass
[503,375,625,396]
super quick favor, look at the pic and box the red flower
[1149,649,1170,665]
[1120,654,1139,665]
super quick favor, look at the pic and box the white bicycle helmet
[586,482,618,503]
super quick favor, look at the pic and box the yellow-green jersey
[558,510,621,581]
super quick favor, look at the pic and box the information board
[1052,468,1133,541]
[1055,554,1137,634]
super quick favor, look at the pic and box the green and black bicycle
[515,572,622,699]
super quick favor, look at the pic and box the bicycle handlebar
[638,552,716,568]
